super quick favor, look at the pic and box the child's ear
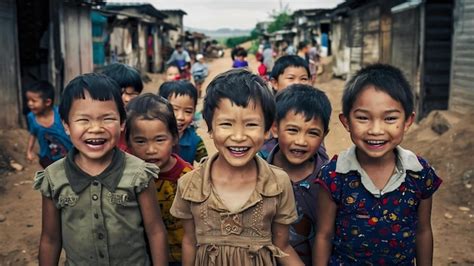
[45,98,53,107]
[339,113,351,132]
[62,120,70,135]
[270,78,279,91]
[120,121,126,133]
[404,112,415,132]
[270,121,278,138]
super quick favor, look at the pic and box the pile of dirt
[403,110,474,206]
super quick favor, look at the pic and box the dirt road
[0,46,472,265]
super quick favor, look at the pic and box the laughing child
[34,73,168,265]
[314,64,442,265]
[170,69,304,266]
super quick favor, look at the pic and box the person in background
[101,63,144,152]
[126,93,193,265]
[267,85,332,265]
[191,54,209,98]
[25,80,72,168]
[159,81,208,165]
[297,41,310,63]
[314,64,442,265]
[232,48,249,68]
[166,63,182,82]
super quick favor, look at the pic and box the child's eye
[286,128,298,134]
[385,116,399,122]
[219,122,232,127]
[185,110,194,114]
[355,116,368,121]
[309,131,321,137]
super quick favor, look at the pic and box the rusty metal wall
[449,0,474,113]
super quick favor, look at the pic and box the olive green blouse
[34,148,159,265]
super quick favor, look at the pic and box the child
[34,73,168,265]
[258,56,314,160]
[159,81,208,165]
[126,93,193,264]
[314,64,442,265]
[269,55,311,94]
[101,63,143,106]
[170,69,304,266]
[101,63,144,151]
[256,52,268,81]
[166,63,182,82]
[191,54,209,98]
[266,85,332,265]
[232,48,249,68]
[25,80,72,168]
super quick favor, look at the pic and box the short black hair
[158,81,198,107]
[298,41,309,51]
[101,63,143,94]
[342,63,414,119]
[25,80,55,103]
[203,68,275,132]
[236,48,247,57]
[59,73,126,124]
[125,93,179,143]
[270,55,310,80]
[275,84,332,133]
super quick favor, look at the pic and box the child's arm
[415,197,434,266]
[26,134,37,161]
[138,180,168,266]
[181,218,197,266]
[313,187,337,266]
[272,222,304,266]
[38,196,62,265]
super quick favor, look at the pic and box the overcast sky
[109,0,344,30]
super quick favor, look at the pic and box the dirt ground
[0,47,473,265]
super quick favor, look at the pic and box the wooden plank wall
[391,7,420,102]
[362,5,380,66]
[449,0,474,113]
[63,3,93,85]
[0,0,21,128]
[349,9,363,78]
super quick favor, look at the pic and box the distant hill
[185,27,251,38]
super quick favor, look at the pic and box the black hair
[101,63,143,94]
[342,63,414,119]
[270,55,310,80]
[59,73,126,124]
[165,62,181,73]
[125,93,179,143]
[25,80,55,103]
[275,84,332,133]
[298,41,309,51]
[236,48,247,57]
[158,81,198,107]
[203,68,275,132]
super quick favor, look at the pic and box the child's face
[210,99,266,168]
[168,94,195,136]
[63,91,123,164]
[271,67,310,93]
[166,67,181,81]
[26,91,52,115]
[339,85,414,163]
[121,86,140,106]
[272,111,326,166]
[128,118,176,172]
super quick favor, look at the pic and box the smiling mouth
[228,146,250,156]
[365,140,387,146]
[289,148,308,157]
[85,138,106,146]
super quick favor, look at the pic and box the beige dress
[170,153,298,265]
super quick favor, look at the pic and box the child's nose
[231,127,247,141]
[294,134,307,145]
[368,120,384,135]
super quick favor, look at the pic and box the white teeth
[367,140,385,145]
[229,147,249,152]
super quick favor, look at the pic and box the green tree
[267,4,292,33]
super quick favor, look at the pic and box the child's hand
[26,151,36,162]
